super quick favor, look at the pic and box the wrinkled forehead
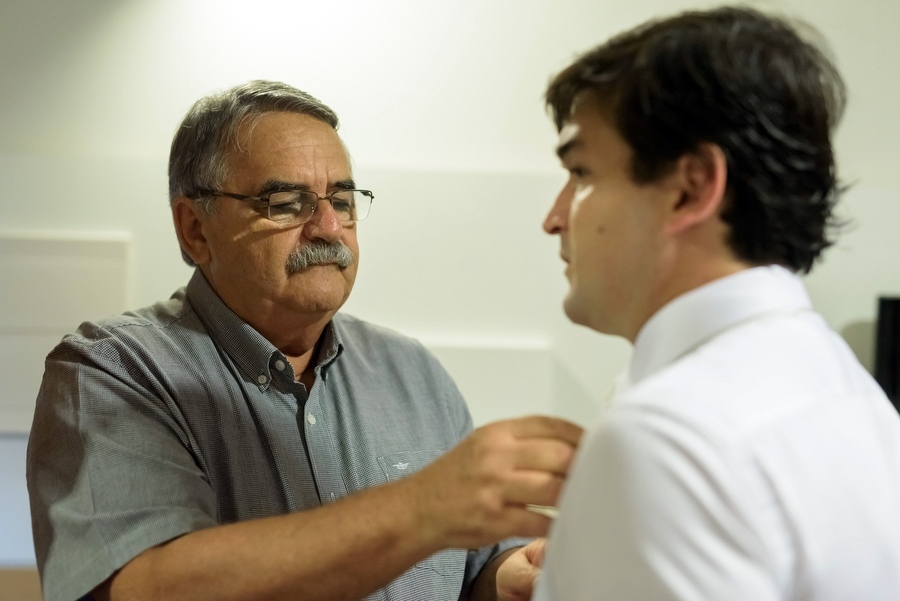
[235,110,341,146]
[220,112,354,193]
[234,111,351,165]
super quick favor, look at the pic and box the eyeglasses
[200,188,374,225]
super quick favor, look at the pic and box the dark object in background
[875,297,900,412]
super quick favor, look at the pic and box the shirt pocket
[377,449,444,482]
[376,449,466,584]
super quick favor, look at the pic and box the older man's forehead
[233,111,351,165]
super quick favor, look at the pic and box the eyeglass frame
[193,187,375,225]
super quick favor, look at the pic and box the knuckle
[555,441,576,468]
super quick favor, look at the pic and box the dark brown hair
[546,6,847,273]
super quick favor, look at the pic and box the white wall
[1,0,898,566]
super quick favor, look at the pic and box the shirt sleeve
[27,332,218,601]
[534,404,780,600]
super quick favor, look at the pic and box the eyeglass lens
[266,190,372,224]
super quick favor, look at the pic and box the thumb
[524,538,548,569]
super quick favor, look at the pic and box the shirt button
[257,374,268,384]
[307,413,317,425]
[274,360,286,371]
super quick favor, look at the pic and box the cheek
[569,185,603,240]
[569,184,595,217]
[239,230,298,273]
[341,229,360,257]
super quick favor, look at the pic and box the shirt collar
[628,265,813,387]
[186,269,344,389]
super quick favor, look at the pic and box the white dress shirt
[535,266,900,600]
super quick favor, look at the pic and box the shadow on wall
[842,320,875,374]
[552,357,610,427]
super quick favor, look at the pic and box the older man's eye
[268,190,311,210]
[331,199,353,212]
[269,200,304,214]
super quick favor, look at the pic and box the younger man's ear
[667,143,728,235]
[172,197,211,266]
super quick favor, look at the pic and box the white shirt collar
[628,265,813,386]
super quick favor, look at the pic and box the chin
[564,288,616,335]
[563,292,590,328]
[286,281,352,316]
[298,283,351,308]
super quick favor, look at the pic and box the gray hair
[168,80,340,265]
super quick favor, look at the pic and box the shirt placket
[303,378,347,505]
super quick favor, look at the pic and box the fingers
[505,415,584,448]
[405,415,582,549]
[522,538,547,568]
[469,415,581,474]
[503,470,565,508]
[491,505,555,539]
[512,438,576,475]
[496,538,550,601]
[464,416,581,520]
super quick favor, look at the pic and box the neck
[196,267,339,387]
[630,254,753,343]
[259,313,334,388]
[287,343,321,389]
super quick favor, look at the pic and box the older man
[27,81,581,601]
[498,6,900,601]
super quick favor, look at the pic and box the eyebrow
[333,179,356,190]
[259,178,357,195]
[555,138,582,162]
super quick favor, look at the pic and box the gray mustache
[286,241,354,273]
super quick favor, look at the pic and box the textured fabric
[535,266,900,600]
[28,269,523,601]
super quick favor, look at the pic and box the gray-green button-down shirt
[28,270,522,601]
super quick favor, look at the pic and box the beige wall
[1,0,898,565]
[3,0,897,430]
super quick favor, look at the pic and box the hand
[402,415,582,549]
[496,539,547,601]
